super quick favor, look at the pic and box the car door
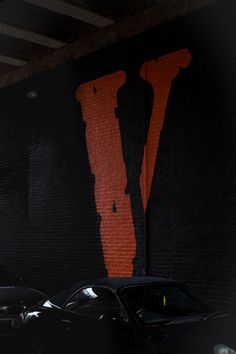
[60,286,136,354]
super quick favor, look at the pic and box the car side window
[64,287,121,319]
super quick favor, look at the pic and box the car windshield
[121,283,210,325]
[50,283,83,307]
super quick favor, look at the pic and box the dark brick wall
[147,0,236,311]
[0,68,107,294]
[0,0,235,312]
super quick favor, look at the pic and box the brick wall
[0,0,235,311]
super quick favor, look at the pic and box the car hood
[146,313,236,352]
[167,313,234,339]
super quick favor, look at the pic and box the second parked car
[0,265,47,354]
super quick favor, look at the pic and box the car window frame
[118,282,211,327]
[62,285,124,317]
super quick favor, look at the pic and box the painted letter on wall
[76,72,136,276]
[76,49,192,276]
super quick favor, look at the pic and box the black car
[0,266,47,354]
[22,277,236,354]
[0,265,47,331]
[0,286,48,354]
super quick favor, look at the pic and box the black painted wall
[0,0,235,311]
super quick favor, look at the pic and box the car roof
[50,277,179,307]
[66,276,178,293]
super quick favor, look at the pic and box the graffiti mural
[77,49,192,276]
[0,0,235,311]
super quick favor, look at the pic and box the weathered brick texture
[0,0,235,313]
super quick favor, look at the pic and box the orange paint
[140,49,192,209]
[76,72,136,276]
[76,49,192,276]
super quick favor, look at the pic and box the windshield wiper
[166,315,202,325]
[201,311,229,320]
[166,311,229,325]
